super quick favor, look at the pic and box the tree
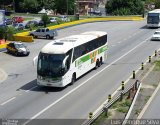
[19,0,39,13]
[54,0,75,15]
[105,0,144,15]
[0,26,15,41]
[41,14,49,27]
[40,0,55,10]
[155,0,160,8]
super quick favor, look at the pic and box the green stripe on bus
[75,45,108,67]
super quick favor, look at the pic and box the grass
[24,17,34,21]
[117,107,128,113]
[154,60,160,71]
[135,109,141,115]
[152,83,158,88]
[145,96,151,102]
[140,88,143,91]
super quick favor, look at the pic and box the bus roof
[148,9,160,13]
[41,31,107,54]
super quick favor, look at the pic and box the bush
[41,14,49,27]
[105,0,144,15]
[56,18,63,24]
[0,26,15,41]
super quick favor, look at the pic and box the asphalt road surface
[0,20,159,125]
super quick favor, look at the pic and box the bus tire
[71,74,76,85]
[95,60,100,69]
[100,57,103,66]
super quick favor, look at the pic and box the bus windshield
[147,13,159,24]
[37,53,66,77]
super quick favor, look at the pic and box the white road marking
[25,86,38,93]
[23,36,151,125]
[0,97,16,106]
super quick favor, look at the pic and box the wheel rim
[47,36,50,39]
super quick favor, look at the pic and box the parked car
[59,15,69,22]
[29,28,58,39]
[6,42,30,56]
[88,9,102,16]
[5,18,13,25]
[49,17,58,23]
[13,23,24,30]
[12,16,24,23]
[25,20,39,28]
[38,20,44,26]
[151,31,160,41]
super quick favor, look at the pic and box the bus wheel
[95,60,100,69]
[100,57,103,66]
[71,74,76,85]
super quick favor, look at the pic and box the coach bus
[34,31,108,87]
[147,9,160,28]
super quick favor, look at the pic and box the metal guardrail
[82,80,141,125]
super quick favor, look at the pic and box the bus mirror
[33,56,38,66]
[62,55,69,68]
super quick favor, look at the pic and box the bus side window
[66,49,73,70]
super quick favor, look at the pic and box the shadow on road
[17,79,65,93]
[140,25,159,30]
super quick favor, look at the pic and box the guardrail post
[155,50,157,57]
[127,89,131,99]
[149,56,151,63]
[121,81,124,91]
[133,70,135,79]
[135,80,139,90]
[103,106,108,117]
[120,92,123,101]
[89,112,93,118]
[141,62,144,70]
[108,94,111,102]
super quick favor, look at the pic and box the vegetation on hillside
[105,0,144,15]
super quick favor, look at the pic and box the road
[141,87,160,119]
[0,20,159,125]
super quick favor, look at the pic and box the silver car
[151,31,160,41]
[13,23,24,30]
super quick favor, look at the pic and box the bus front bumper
[37,79,64,87]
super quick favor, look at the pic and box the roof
[41,31,107,54]
[149,9,160,13]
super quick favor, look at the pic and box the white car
[59,15,69,22]
[151,31,160,41]
[49,17,57,23]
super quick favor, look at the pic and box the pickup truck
[29,28,58,39]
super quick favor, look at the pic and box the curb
[0,68,8,83]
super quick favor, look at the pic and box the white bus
[147,9,160,28]
[35,31,108,87]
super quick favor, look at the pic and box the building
[76,0,103,15]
